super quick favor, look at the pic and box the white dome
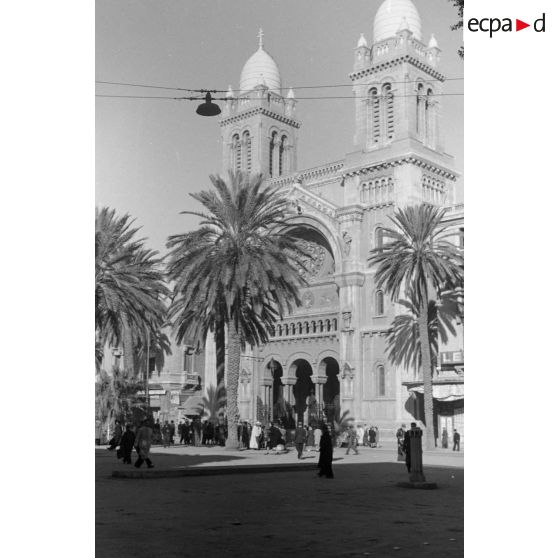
[239,44,281,95]
[373,0,422,43]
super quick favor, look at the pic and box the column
[409,425,426,483]
[314,376,326,418]
[283,378,295,405]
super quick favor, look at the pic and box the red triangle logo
[516,19,530,31]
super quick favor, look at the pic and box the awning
[409,383,464,402]
[180,396,204,416]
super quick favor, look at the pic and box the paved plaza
[96,444,463,558]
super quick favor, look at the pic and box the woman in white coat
[249,421,262,450]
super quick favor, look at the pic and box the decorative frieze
[343,155,458,182]
[349,54,445,83]
[220,107,301,129]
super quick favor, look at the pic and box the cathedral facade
[217,0,464,438]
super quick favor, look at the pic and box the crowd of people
[105,416,462,475]
[105,417,337,475]
[149,418,228,448]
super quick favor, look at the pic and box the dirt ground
[96,447,463,558]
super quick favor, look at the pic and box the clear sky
[96,0,464,255]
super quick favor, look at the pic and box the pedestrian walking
[396,424,406,461]
[169,420,176,445]
[345,425,359,455]
[375,426,381,448]
[118,424,136,464]
[369,425,376,448]
[153,419,162,444]
[162,421,171,448]
[441,427,449,449]
[294,422,307,458]
[107,420,123,450]
[317,422,334,479]
[179,420,187,444]
[134,419,154,468]
[452,429,461,451]
[241,421,250,449]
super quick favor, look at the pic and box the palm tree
[95,207,169,377]
[368,204,463,449]
[201,383,227,423]
[167,171,306,448]
[386,289,461,373]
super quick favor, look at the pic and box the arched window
[232,134,241,171]
[242,130,251,172]
[376,290,385,315]
[279,135,287,176]
[375,227,384,252]
[269,131,278,177]
[377,364,386,396]
[368,87,381,145]
[382,83,394,141]
[416,83,425,137]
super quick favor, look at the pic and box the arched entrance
[321,357,340,424]
[292,359,314,425]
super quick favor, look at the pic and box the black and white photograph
[7,0,557,556]
[95,1,464,556]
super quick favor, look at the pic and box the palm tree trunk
[418,287,436,450]
[215,320,225,391]
[225,321,241,449]
[122,321,135,379]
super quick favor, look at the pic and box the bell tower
[219,29,301,178]
[344,0,456,208]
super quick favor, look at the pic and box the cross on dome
[239,28,282,94]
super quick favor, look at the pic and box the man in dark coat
[317,422,334,479]
[153,419,162,444]
[294,422,307,459]
[107,420,123,450]
[453,429,461,451]
[441,427,449,449]
[402,424,413,472]
[241,422,250,449]
[267,423,282,450]
[169,421,176,444]
[118,424,136,464]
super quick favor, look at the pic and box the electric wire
[96,77,464,94]
[96,92,464,100]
